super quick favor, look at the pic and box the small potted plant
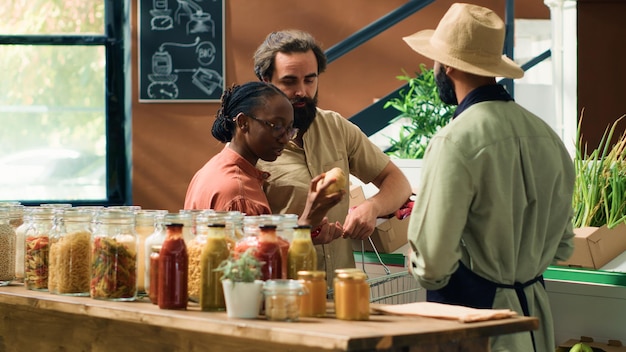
[214,248,265,318]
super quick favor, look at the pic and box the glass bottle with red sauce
[158,215,188,310]
[255,225,282,280]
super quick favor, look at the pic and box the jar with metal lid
[148,245,162,304]
[199,223,230,311]
[297,270,327,317]
[186,210,217,302]
[135,209,167,295]
[333,270,370,320]
[90,209,137,301]
[48,208,93,296]
[0,208,16,286]
[158,213,189,310]
[263,279,307,321]
[287,225,316,279]
[0,202,24,230]
[24,207,55,291]
[271,214,298,243]
[144,212,167,295]
[1,203,23,283]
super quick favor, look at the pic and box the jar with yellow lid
[333,270,370,320]
[297,270,327,317]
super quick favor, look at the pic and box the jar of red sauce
[157,214,188,310]
[148,245,161,304]
[255,225,282,280]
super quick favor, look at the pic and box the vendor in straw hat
[403,3,575,352]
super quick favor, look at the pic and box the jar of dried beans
[0,208,16,286]
[90,209,137,301]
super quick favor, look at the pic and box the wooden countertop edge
[0,285,539,351]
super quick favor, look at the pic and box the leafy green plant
[573,114,626,228]
[214,248,264,283]
[383,64,456,159]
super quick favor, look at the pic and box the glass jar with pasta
[24,207,55,291]
[49,208,94,296]
[90,209,137,301]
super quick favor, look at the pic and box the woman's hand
[311,217,344,245]
[299,173,344,228]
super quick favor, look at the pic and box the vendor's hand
[299,173,344,228]
[311,217,343,245]
[341,201,377,240]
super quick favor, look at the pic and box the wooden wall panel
[130,0,550,211]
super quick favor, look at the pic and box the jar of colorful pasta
[49,208,94,296]
[24,207,55,291]
[90,209,137,301]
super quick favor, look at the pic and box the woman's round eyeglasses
[246,114,299,140]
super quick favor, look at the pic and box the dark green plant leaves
[383,64,456,159]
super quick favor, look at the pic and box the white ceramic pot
[222,279,264,319]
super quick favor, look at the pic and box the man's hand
[341,202,377,240]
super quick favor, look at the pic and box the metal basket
[328,237,422,304]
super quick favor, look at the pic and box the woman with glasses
[184,81,343,236]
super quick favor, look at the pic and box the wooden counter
[0,285,537,351]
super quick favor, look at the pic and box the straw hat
[403,3,524,79]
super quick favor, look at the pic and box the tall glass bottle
[144,212,167,296]
[49,208,93,296]
[0,208,16,286]
[288,225,317,279]
[158,214,188,310]
[90,210,137,301]
[256,225,282,280]
[24,207,55,291]
[135,209,167,295]
[199,223,230,311]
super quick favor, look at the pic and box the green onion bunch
[573,114,626,228]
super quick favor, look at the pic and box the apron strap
[427,262,543,352]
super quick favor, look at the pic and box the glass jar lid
[263,279,307,295]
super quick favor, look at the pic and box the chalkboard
[138,0,224,102]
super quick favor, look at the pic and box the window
[0,0,130,205]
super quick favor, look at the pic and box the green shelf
[544,266,626,287]
[353,251,406,266]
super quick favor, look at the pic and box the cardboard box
[353,216,410,253]
[557,337,626,352]
[348,185,411,253]
[349,184,366,207]
[557,223,626,269]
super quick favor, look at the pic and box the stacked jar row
[0,204,369,321]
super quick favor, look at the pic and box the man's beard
[435,68,458,105]
[293,95,318,133]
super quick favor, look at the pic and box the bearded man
[254,29,412,285]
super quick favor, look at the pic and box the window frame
[0,0,131,206]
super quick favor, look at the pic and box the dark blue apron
[426,261,543,351]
